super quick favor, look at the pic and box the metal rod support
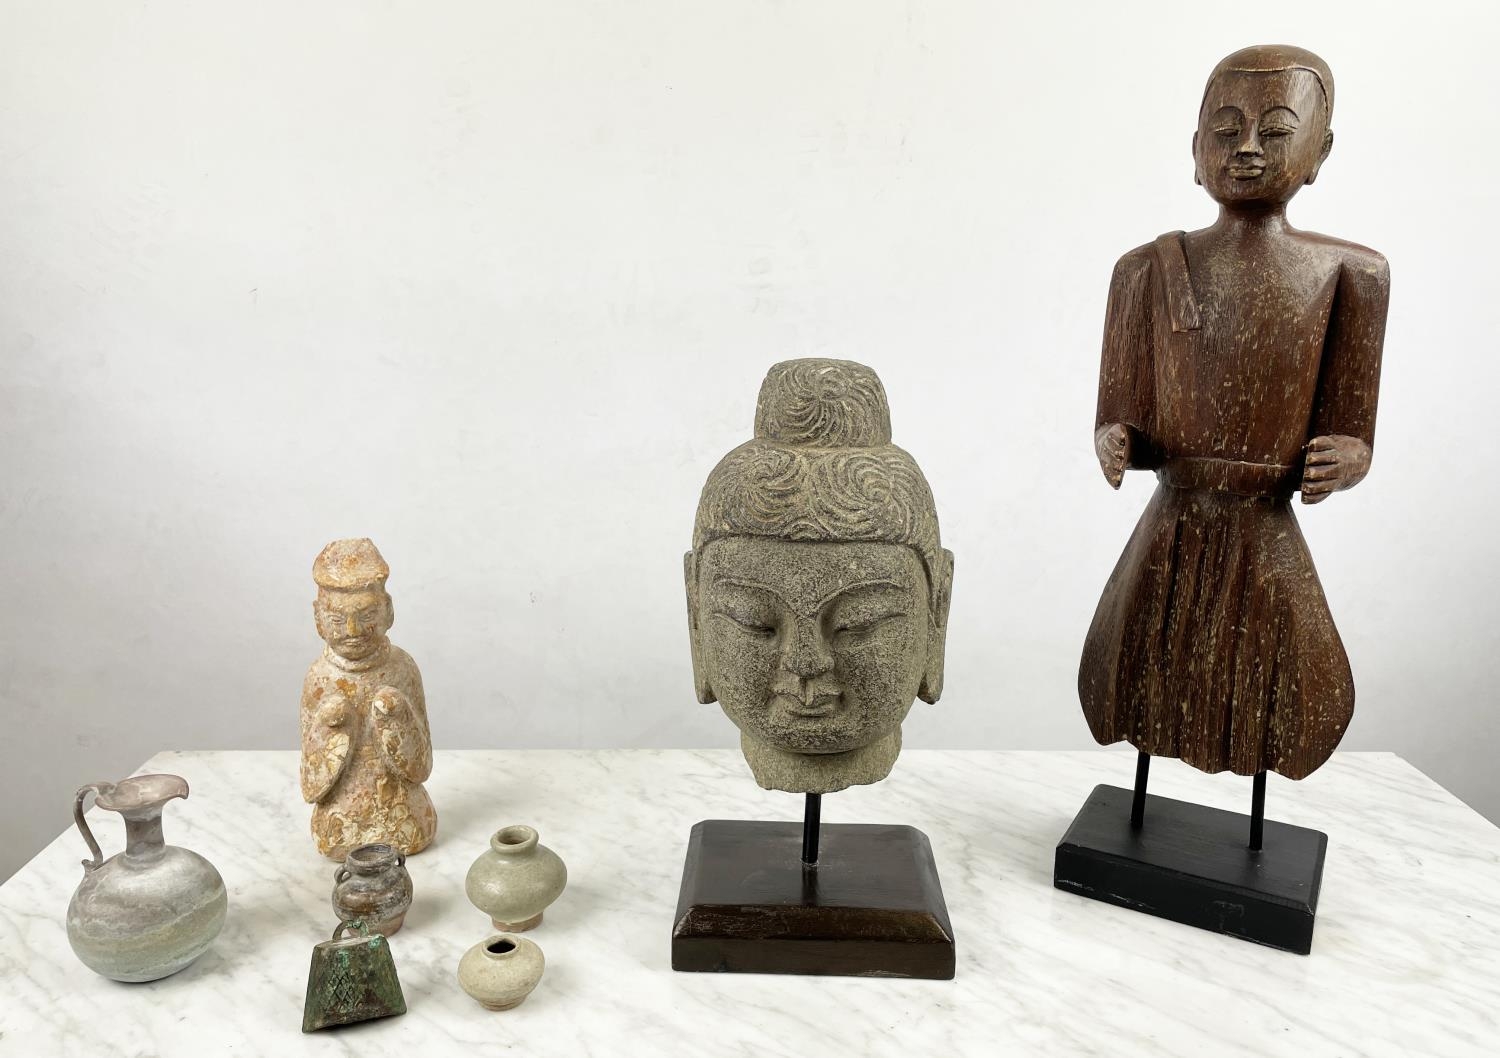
[801,793,822,866]
[1249,771,1267,851]
[1130,751,1151,830]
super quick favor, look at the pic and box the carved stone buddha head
[685,359,954,794]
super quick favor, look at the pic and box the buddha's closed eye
[714,609,777,637]
[832,612,909,641]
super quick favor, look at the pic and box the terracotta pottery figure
[685,358,954,794]
[300,539,437,858]
[1079,45,1389,781]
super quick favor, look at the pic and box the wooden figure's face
[1195,69,1330,207]
[690,537,932,761]
[314,588,393,660]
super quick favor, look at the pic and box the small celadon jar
[457,933,545,1010]
[464,825,567,931]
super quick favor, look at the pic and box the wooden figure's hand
[1095,423,1132,489]
[1301,434,1372,504]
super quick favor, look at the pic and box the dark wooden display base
[1054,784,1326,954]
[672,819,955,979]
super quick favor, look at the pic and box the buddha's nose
[1235,126,1265,157]
[780,618,833,679]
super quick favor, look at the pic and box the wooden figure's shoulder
[1112,240,1159,277]
[1103,241,1162,297]
[1295,230,1389,281]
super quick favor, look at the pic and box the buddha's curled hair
[693,359,944,606]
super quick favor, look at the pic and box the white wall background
[2,0,1497,882]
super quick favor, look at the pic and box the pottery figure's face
[691,537,932,758]
[315,588,393,660]
[1195,69,1330,206]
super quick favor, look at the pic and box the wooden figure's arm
[1095,249,1157,488]
[1303,251,1390,504]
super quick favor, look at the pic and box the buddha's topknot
[753,359,893,448]
[694,359,944,607]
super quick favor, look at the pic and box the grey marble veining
[1,749,1496,1056]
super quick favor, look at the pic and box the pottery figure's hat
[692,358,943,605]
[1202,44,1334,118]
[313,538,390,592]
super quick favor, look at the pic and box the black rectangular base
[1054,784,1327,954]
[672,819,955,979]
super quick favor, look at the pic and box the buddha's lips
[775,692,843,718]
[1228,164,1266,179]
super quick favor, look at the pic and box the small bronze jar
[332,843,413,936]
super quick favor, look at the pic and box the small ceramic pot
[457,933,545,1011]
[464,825,567,931]
[332,843,413,936]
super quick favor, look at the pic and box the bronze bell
[302,920,407,1032]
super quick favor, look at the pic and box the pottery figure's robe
[1079,230,1388,779]
[300,642,436,857]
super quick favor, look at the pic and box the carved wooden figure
[1079,45,1389,783]
[300,539,437,859]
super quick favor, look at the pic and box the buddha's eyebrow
[711,577,786,604]
[813,578,905,612]
[711,576,905,615]
[1262,105,1300,121]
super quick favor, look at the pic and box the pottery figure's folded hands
[301,691,354,803]
[317,692,351,729]
[371,687,408,720]
[373,685,432,784]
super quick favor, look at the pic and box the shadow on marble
[400,873,462,930]
[426,786,515,853]
[1023,812,1085,882]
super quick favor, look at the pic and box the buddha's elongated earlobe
[684,552,716,704]
[1192,131,1203,185]
[918,549,955,704]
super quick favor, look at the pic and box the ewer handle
[73,782,114,873]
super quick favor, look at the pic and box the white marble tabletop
[1,749,1497,1057]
